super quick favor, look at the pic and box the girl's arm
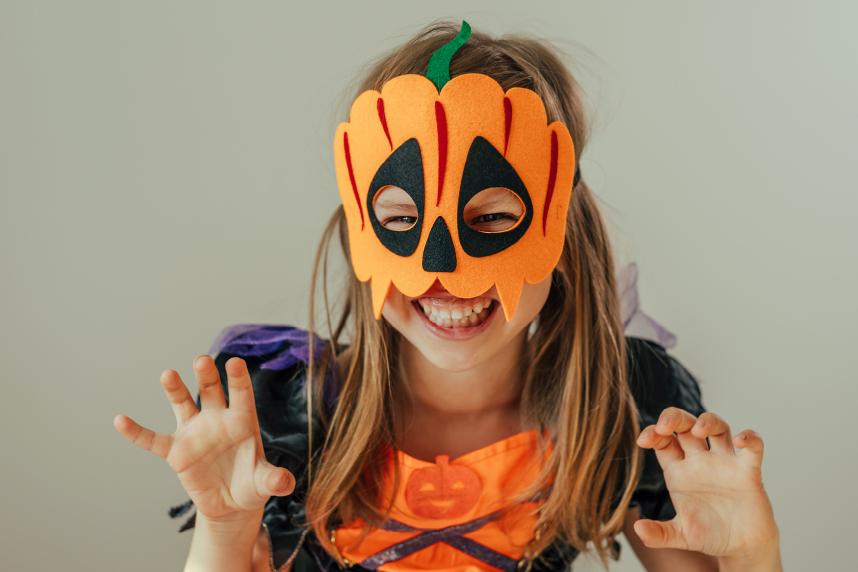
[185,510,291,572]
[184,509,264,572]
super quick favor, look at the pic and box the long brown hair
[303,19,641,569]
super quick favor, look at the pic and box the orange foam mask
[333,21,578,321]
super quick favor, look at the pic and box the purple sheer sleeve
[619,261,677,349]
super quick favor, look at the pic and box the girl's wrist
[717,529,782,572]
[185,508,265,572]
[194,507,265,543]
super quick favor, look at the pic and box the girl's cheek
[512,276,552,326]
[380,289,413,333]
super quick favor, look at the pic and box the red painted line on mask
[542,130,559,235]
[343,131,364,230]
[435,101,447,207]
[503,96,512,156]
[377,97,393,150]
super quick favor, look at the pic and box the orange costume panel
[333,429,554,571]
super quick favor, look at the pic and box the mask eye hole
[462,187,526,233]
[372,185,418,231]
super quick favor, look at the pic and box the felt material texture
[333,72,577,321]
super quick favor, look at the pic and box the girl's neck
[393,331,532,461]
[400,330,528,416]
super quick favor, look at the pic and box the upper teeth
[416,298,494,328]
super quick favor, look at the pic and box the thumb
[633,517,688,551]
[254,459,296,498]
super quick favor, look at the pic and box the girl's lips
[411,299,498,340]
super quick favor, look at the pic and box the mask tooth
[494,278,524,322]
[371,277,392,320]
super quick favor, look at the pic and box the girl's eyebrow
[471,197,514,209]
[468,195,522,211]
[375,199,417,209]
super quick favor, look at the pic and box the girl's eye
[470,212,519,228]
[373,185,419,231]
[463,187,525,233]
[382,215,418,230]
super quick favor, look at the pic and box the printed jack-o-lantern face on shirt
[404,454,482,519]
[332,21,578,321]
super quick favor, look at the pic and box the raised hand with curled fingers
[635,407,782,570]
[113,355,296,522]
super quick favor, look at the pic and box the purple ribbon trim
[358,510,517,571]
[357,489,548,571]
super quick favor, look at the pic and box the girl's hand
[634,407,782,568]
[113,355,296,523]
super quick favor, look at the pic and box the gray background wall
[2,1,855,570]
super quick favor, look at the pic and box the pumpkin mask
[333,20,580,321]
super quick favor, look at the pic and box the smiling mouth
[411,297,497,329]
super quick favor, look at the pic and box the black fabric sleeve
[166,324,333,569]
[624,335,707,522]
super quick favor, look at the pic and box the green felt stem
[425,20,472,91]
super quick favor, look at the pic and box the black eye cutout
[457,136,532,257]
[372,185,418,231]
[367,138,424,256]
[462,187,526,233]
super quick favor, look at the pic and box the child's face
[381,274,552,372]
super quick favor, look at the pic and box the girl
[114,20,781,572]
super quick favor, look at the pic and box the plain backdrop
[2,1,856,570]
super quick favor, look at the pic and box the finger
[638,425,685,469]
[159,369,198,426]
[633,517,688,551]
[254,458,296,498]
[655,407,708,455]
[636,425,685,465]
[113,414,173,459]
[225,357,257,416]
[691,411,734,455]
[734,429,764,470]
[223,357,266,460]
[195,354,226,410]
